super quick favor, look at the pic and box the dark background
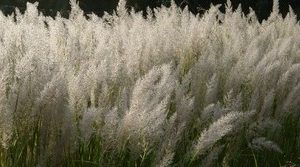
[0,0,300,21]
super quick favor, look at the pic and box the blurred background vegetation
[0,0,300,21]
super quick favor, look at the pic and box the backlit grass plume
[0,0,299,166]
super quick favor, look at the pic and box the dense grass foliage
[1,0,300,21]
[0,0,299,166]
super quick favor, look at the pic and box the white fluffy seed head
[121,64,176,154]
[193,112,246,157]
